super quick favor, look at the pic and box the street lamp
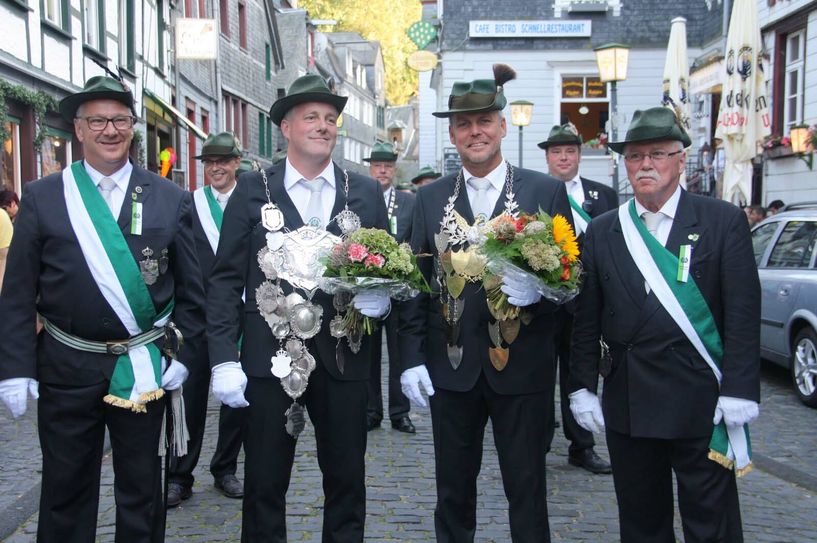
[790,123,813,170]
[594,43,630,199]
[510,100,534,167]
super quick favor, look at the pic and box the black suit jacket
[399,166,573,395]
[569,190,761,439]
[391,190,415,243]
[0,163,205,385]
[191,194,218,284]
[578,177,618,221]
[206,162,389,381]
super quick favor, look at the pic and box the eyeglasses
[202,157,237,167]
[77,116,136,131]
[623,149,684,163]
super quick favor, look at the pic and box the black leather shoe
[390,415,416,434]
[366,416,382,432]
[568,448,612,474]
[166,483,192,508]
[214,474,244,499]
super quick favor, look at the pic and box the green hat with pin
[236,158,257,175]
[410,165,442,185]
[195,132,242,159]
[269,74,348,126]
[59,76,136,122]
[363,141,398,162]
[432,64,516,118]
[607,106,692,154]
[538,123,583,149]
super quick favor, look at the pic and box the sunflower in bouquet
[322,228,429,349]
[480,211,580,321]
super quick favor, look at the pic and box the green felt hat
[269,74,348,126]
[236,158,256,175]
[59,76,136,122]
[607,106,692,154]
[538,124,582,149]
[432,64,516,118]
[410,165,442,185]
[195,132,242,159]
[363,141,398,162]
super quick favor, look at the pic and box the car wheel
[791,327,817,407]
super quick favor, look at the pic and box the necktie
[641,211,663,294]
[216,192,229,211]
[468,177,492,223]
[301,178,326,228]
[98,177,117,216]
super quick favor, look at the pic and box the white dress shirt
[84,160,133,219]
[463,159,507,220]
[283,158,336,228]
[566,176,585,227]
[633,184,683,247]
[382,186,393,206]
[213,183,237,210]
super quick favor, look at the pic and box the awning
[142,88,208,140]
[690,58,724,95]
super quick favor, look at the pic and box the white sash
[193,187,221,254]
[63,167,168,399]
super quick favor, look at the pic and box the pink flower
[348,243,369,262]
[364,253,386,268]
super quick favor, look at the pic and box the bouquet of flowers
[479,211,581,320]
[321,228,429,347]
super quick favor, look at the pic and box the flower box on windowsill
[763,146,794,160]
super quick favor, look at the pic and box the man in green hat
[538,123,615,475]
[206,73,389,542]
[410,165,442,188]
[0,76,205,541]
[399,64,573,541]
[569,106,759,542]
[361,141,416,434]
[167,132,246,507]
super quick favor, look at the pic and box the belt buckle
[107,341,129,356]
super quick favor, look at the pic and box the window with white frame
[43,0,66,28]
[119,0,134,70]
[84,0,104,51]
[559,74,609,149]
[783,30,805,132]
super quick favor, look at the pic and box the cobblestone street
[2,360,815,542]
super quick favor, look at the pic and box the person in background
[363,141,416,434]
[0,190,14,292]
[166,132,248,507]
[410,165,442,189]
[767,200,785,216]
[0,189,20,222]
[539,124,614,474]
[746,205,766,228]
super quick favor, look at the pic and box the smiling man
[399,65,572,542]
[0,76,204,542]
[166,132,247,507]
[569,107,761,542]
[206,73,389,542]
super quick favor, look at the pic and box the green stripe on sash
[70,162,156,330]
[569,195,592,224]
[204,185,224,230]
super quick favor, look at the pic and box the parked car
[751,202,817,407]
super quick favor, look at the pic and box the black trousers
[38,380,166,543]
[169,346,246,487]
[606,429,744,543]
[545,311,594,454]
[242,365,368,543]
[429,374,551,543]
[367,314,410,422]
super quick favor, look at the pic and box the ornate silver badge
[261,203,285,232]
[139,247,159,285]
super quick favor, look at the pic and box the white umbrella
[662,16,691,188]
[715,0,771,204]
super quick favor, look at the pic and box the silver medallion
[266,231,284,251]
[261,203,285,231]
[282,368,307,398]
[158,248,169,275]
[139,247,159,285]
[270,348,293,378]
[256,281,282,315]
[285,338,304,359]
[292,350,316,374]
[272,322,291,339]
[335,208,361,235]
[284,401,306,438]
[289,301,323,340]
[329,315,347,338]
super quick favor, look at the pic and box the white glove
[500,272,542,307]
[352,291,391,318]
[400,364,435,407]
[161,359,189,391]
[713,396,759,426]
[569,388,605,434]
[211,362,249,408]
[0,378,39,418]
